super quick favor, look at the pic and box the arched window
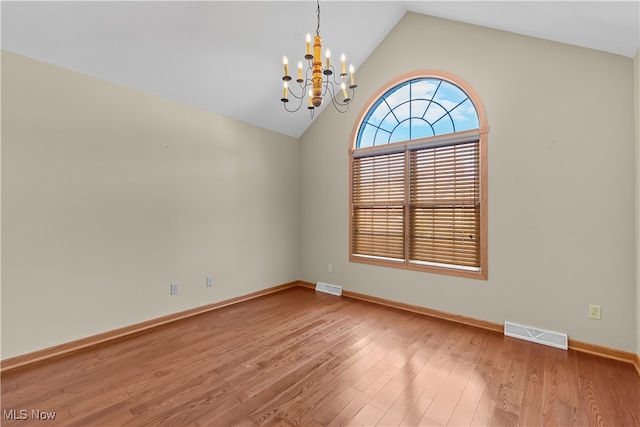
[349,71,488,279]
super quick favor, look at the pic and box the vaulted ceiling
[2,1,639,138]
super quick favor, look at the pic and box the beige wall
[1,51,300,359]
[300,13,637,352]
[635,48,640,356]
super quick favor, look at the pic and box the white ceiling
[2,1,639,138]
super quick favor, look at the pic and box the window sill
[349,254,487,280]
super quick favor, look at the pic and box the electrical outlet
[170,283,178,295]
[589,304,601,320]
[206,276,213,287]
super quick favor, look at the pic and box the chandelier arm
[321,79,333,97]
[304,66,314,92]
[285,75,314,101]
[327,88,351,113]
[329,66,346,85]
[323,77,355,111]
[282,95,305,113]
[321,79,339,102]
[286,85,307,101]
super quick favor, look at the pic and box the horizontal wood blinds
[352,152,405,260]
[409,141,480,267]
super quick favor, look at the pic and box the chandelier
[280,0,357,118]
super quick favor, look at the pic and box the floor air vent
[315,282,342,296]
[504,321,568,350]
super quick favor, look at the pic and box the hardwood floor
[2,286,639,426]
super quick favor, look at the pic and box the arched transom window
[349,71,488,279]
[357,77,479,148]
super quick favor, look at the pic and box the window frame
[349,70,489,280]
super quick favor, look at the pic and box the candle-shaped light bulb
[306,33,311,56]
[308,89,313,107]
[349,64,356,87]
[297,61,303,80]
[325,49,331,70]
[283,56,289,77]
[341,54,346,75]
[283,81,288,99]
[341,82,348,99]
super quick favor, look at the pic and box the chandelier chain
[316,0,321,36]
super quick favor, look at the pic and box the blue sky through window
[357,78,479,148]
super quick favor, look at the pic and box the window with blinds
[409,141,480,269]
[350,73,488,279]
[352,151,406,260]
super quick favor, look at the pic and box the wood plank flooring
[2,286,639,426]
